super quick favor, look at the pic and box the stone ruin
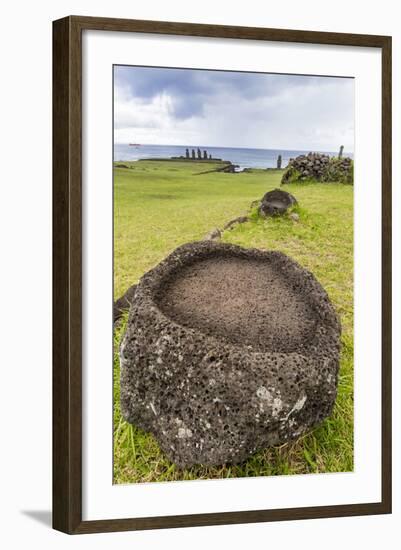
[281,152,353,184]
[120,241,341,468]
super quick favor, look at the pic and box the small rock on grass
[223,216,249,231]
[204,228,221,241]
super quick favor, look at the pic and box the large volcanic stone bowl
[120,241,341,468]
[259,188,297,217]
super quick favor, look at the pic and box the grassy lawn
[113,160,353,483]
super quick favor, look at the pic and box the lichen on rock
[120,241,341,468]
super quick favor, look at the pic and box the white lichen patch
[256,386,272,400]
[271,397,283,418]
[256,386,283,417]
[284,393,307,421]
[177,427,193,439]
[293,394,307,412]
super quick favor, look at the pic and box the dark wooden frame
[53,15,392,534]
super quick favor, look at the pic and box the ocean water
[114,143,351,170]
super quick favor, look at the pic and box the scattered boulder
[114,284,137,324]
[282,152,353,184]
[120,241,341,468]
[115,163,129,169]
[204,228,221,241]
[223,216,249,230]
[259,189,297,217]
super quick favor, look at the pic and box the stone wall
[281,152,353,184]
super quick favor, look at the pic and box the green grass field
[113,159,353,483]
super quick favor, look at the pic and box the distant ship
[129,143,141,147]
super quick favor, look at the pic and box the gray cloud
[114,65,354,150]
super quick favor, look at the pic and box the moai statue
[209,154,212,159]
[338,145,344,159]
[185,148,190,159]
[203,150,207,159]
[277,154,282,169]
[191,149,196,159]
[197,148,202,159]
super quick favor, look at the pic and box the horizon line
[114,143,354,154]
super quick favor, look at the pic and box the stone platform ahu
[120,241,341,468]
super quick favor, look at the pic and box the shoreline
[114,158,285,172]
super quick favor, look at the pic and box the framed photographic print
[52,16,392,534]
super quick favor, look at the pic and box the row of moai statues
[186,148,212,160]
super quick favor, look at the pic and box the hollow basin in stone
[120,241,341,468]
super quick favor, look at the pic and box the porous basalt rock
[259,189,297,217]
[120,241,341,468]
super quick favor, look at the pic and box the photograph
[112,64,355,484]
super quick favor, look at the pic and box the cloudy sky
[114,65,354,152]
